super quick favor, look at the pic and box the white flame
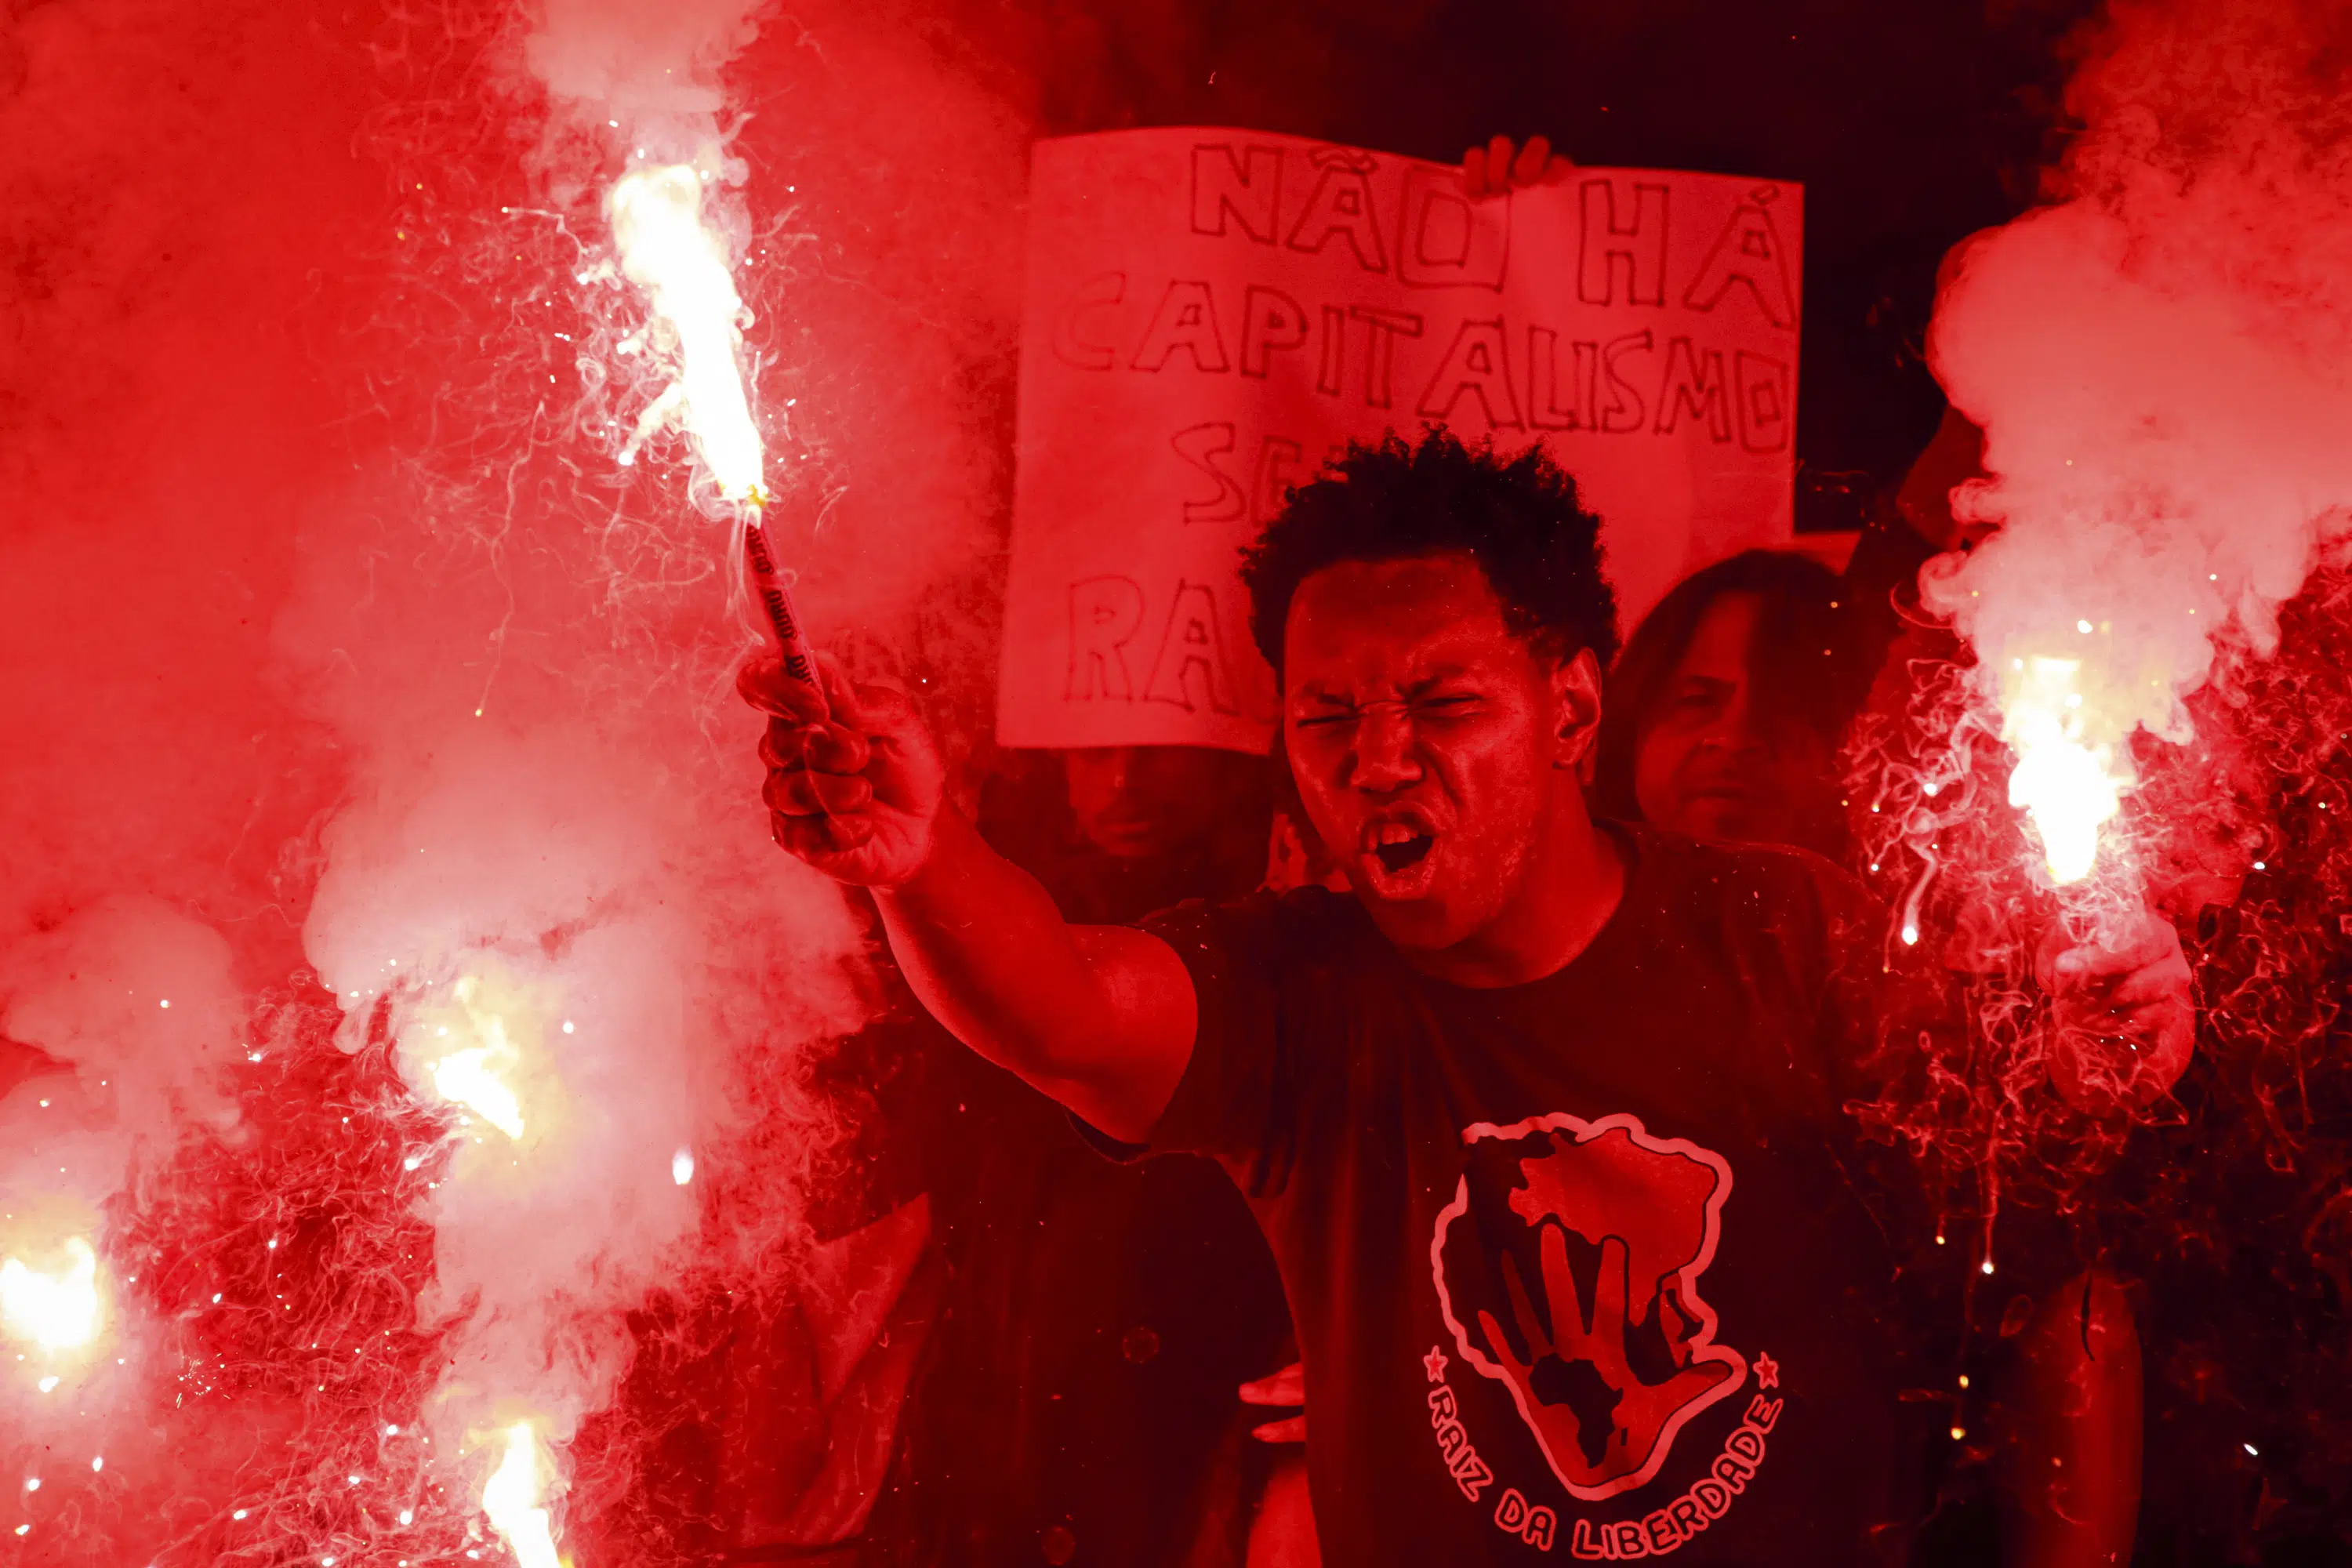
[608,164,764,503]
[482,1422,563,1568]
[430,1049,527,1140]
[0,1237,103,1355]
[2002,655,2126,884]
[423,972,534,1140]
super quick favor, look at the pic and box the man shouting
[741,430,2191,1562]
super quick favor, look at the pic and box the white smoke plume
[299,714,868,1462]
[526,0,770,151]
[1922,0,2352,872]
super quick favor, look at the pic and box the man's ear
[1552,646,1605,771]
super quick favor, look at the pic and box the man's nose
[1349,709,1421,792]
[1705,688,1772,758]
[1104,746,1138,793]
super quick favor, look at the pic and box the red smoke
[1,0,1032,1558]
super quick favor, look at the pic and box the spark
[481,1423,562,1568]
[0,1237,103,1355]
[671,1148,695,1186]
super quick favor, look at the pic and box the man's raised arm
[739,652,1197,1144]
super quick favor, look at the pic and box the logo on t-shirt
[1430,1111,1748,1502]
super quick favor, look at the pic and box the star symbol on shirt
[1754,1352,1780,1391]
[1423,1345,1450,1383]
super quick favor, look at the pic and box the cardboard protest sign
[998,129,1802,753]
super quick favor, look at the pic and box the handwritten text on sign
[998,130,1802,753]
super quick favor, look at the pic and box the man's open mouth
[1355,818,1439,888]
[1364,819,1436,876]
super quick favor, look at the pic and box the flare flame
[482,1421,564,1568]
[2001,655,2128,884]
[423,973,534,1140]
[0,1236,103,1356]
[604,158,822,684]
[608,163,765,504]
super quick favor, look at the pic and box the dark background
[1020,0,2101,532]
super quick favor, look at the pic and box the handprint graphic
[1432,1112,1748,1501]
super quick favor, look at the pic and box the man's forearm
[869,808,1193,1137]
[873,807,1100,1071]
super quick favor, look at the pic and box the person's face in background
[1058,745,1261,861]
[1632,592,1840,851]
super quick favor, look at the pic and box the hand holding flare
[739,652,942,887]
[2040,906,2195,1110]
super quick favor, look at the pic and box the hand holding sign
[1461,134,1576,199]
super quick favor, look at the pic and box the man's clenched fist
[738,651,945,889]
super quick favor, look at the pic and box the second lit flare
[2000,655,2127,885]
[0,1236,103,1356]
[482,1421,564,1568]
[415,969,551,1144]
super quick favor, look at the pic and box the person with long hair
[1591,549,1864,857]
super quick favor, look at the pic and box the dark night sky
[1019,0,2100,531]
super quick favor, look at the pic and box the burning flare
[2001,655,2126,884]
[419,971,543,1141]
[430,1047,527,1141]
[608,163,764,503]
[0,1236,103,1356]
[604,157,822,686]
[482,1421,564,1568]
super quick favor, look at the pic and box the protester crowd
[691,137,2337,1566]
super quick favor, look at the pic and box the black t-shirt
[1140,829,1925,1566]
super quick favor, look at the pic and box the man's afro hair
[1239,427,1619,680]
